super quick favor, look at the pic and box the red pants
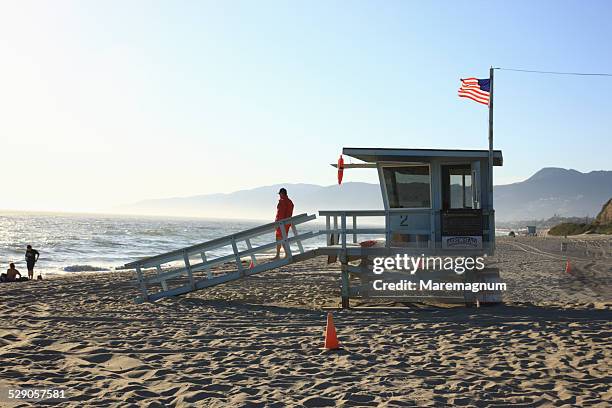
[275,224,291,240]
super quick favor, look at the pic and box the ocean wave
[63,265,110,272]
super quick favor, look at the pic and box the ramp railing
[125,213,318,303]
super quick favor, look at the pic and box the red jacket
[275,194,294,221]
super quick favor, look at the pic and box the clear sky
[1,0,610,213]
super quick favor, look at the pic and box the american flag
[458,77,490,106]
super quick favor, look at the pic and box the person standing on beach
[25,245,40,280]
[273,188,294,259]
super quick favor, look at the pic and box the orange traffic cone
[324,312,340,350]
[565,259,571,274]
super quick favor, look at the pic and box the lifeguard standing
[273,188,294,259]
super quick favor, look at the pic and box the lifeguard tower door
[440,161,485,251]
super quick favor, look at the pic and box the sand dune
[0,236,611,406]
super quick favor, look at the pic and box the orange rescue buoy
[337,155,344,185]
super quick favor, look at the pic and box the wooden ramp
[124,213,321,303]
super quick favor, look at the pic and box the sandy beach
[1,236,611,407]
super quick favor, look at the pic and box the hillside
[548,198,612,236]
[594,198,612,225]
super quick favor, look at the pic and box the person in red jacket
[273,187,294,259]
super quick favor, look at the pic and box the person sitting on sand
[4,263,22,282]
[273,188,294,259]
[25,245,40,280]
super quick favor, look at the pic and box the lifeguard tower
[125,147,503,307]
[319,147,503,306]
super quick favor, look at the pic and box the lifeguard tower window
[382,165,431,208]
[442,165,473,210]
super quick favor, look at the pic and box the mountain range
[494,168,611,221]
[115,168,612,222]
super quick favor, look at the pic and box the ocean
[0,212,328,276]
[0,212,508,276]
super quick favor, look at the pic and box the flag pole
[488,66,495,252]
